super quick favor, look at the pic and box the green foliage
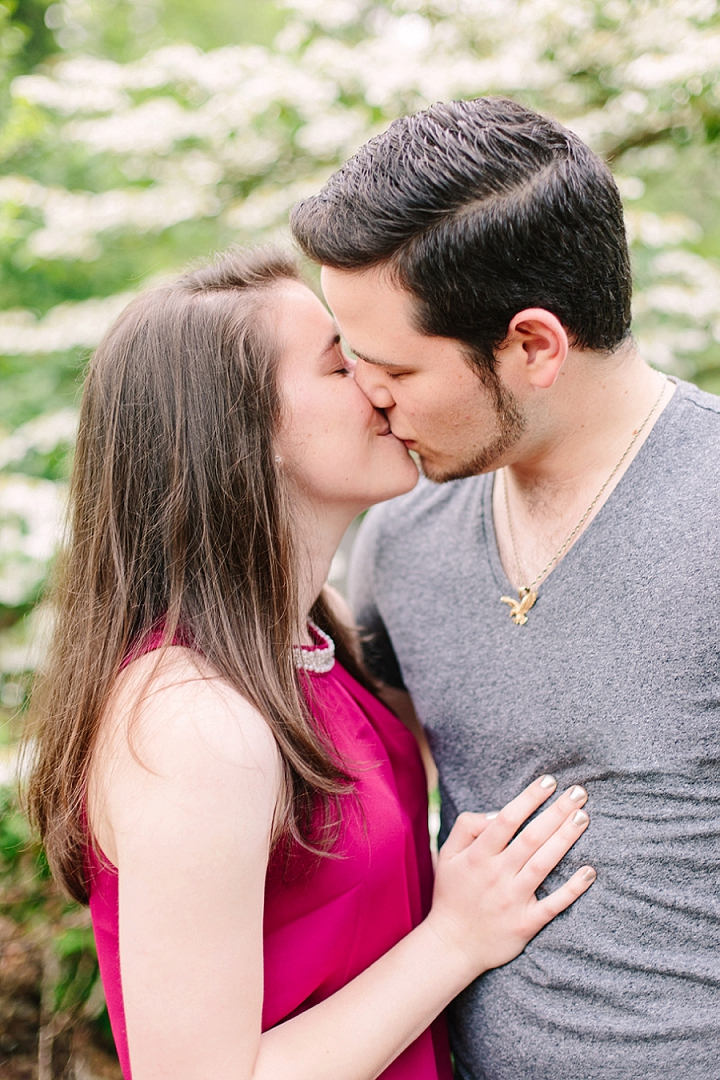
[0,783,113,1074]
[0,784,51,921]
[159,0,285,51]
[53,925,98,1013]
[0,1,26,80]
[5,0,58,72]
[0,784,30,868]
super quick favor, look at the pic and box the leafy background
[1,0,719,1075]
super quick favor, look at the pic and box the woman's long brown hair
[24,248,365,904]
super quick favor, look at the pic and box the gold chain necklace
[500,375,668,625]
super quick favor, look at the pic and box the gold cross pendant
[500,587,538,625]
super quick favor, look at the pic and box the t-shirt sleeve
[347,509,407,691]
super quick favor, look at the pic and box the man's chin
[418,420,526,483]
[419,452,499,485]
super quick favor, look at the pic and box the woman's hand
[426,775,594,979]
[259,774,594,1080]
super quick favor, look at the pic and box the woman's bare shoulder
[102,646,278,767]
[89,646,281,864]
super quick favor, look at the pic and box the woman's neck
[294,501,357,643]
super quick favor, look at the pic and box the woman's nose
[353,358,395,410]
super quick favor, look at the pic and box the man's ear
[505,308,569,389]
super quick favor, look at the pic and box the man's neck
[494,347,674,590]
[510,347,665,495]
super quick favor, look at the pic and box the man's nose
[353,358,395,410]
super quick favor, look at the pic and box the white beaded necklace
[292,620,336,673]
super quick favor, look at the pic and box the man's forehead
[321,263,408,307]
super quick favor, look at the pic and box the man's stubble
[420,368,527,485]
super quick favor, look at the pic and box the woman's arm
[89,648,280,1080]
[91,649,592,1080]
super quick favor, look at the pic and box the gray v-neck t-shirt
[348,378,720,1079]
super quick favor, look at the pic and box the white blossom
[12,70,129,114]
[625,210,704,249]
[639,250,720,330]
[224,174,332,232]
[0,749,17,787]
[0,476,67,607]
[0,292,135,354]
[0,410,78,469]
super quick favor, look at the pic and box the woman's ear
[505,308,569,389]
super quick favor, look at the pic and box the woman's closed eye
[333,346,356,376]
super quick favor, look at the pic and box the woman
[26,249,594,1080]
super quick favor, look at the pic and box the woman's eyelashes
[340,339,359,367]
[334,345,356,376]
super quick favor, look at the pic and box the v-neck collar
[482,376,685,599]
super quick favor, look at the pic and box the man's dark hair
[291,97,632,373]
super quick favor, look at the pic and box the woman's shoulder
[88,646,281,866]
[107,646,279,767]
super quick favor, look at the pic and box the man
[290,98,720,1079]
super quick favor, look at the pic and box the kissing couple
[27,97,718,1079]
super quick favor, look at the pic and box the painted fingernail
[539,774,557,789]
[569,785,587,802]
[572,810,589,825]
[485,811,499,820]
[582,866,597,882]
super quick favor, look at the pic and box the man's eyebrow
[348,347,405,370]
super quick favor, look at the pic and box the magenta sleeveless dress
[86,641,453,1080]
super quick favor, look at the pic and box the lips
[373,413,414,444]
[380,426,414,447]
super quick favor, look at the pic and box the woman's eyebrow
[317,331,341,361]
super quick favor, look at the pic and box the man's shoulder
[672,378,720,426]
[349,474,488,621]
[661,379,720,478]
[363,473,488,546]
